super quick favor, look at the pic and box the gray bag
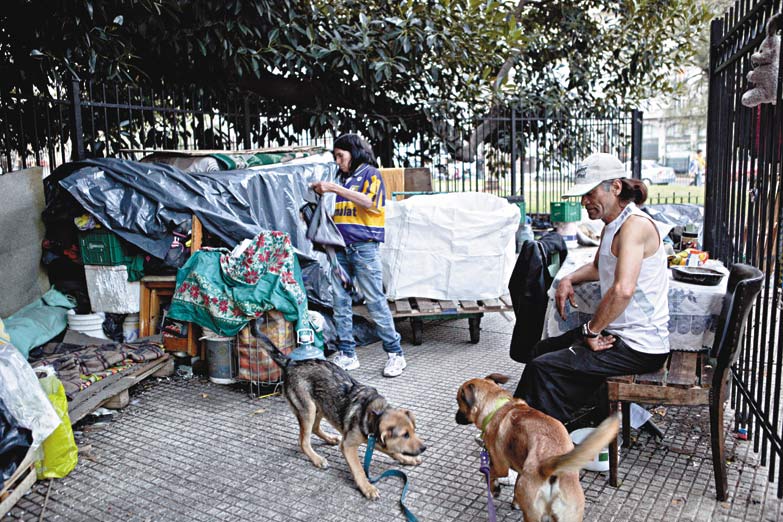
[303,191,345,249]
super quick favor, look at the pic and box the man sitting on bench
[513,153,670,428]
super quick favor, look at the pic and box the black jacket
[508,232,568,363]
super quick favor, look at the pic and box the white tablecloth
[544,247,728,352]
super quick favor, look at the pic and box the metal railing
[1,72,640,208]
[704,0,783,497]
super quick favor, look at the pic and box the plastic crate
[550,201,582,223]
[79,228,128,265]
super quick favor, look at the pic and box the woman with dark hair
[310,133,407,377]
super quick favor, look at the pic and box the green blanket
[168,231,320,348]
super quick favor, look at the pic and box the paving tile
[6,314,783,521]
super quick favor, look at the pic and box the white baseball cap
[561,153,626,198]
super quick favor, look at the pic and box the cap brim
[561,182,600,199]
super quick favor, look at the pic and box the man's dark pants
[514,328,669,424]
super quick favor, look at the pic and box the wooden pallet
[385,295,513,345]
[0,447,36,518]
[67,354,173,425]
[388,295,513,318]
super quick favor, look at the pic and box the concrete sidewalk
[7,314,783,521]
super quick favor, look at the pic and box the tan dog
[455,374,619,522]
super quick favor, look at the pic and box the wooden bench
[606,263,763,501]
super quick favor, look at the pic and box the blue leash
[479,449,498,522]
[363,436,418,522]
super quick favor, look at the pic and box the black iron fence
[0,72,646,212]
[705,0,783,497]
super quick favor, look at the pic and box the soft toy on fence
[742,13,782,107]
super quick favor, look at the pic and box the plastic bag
[0,344,60,450]
[0,395,33,487]
[35,368,78,479]
[303,191,345,249]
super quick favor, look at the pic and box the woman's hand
[585,333,615,352]
[555,277,577,320]
[311,181,338,195]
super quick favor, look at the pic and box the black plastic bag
[0,396,33,488]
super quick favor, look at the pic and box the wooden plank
[666,351,699,389]
[635,366,667,386]
[0,465,36,517]
[404,168,433,193]
[460,300,480,311]
[191,214,203,252]
[607,374,635,384]
[414,298,438,313]
[700,353,715,389]
[379,168,405,201]
[438,300,459,314]
[68,356,170,424]
[480,298,502,311]
[612,381,709,405]
[499,294,513,308]
[394,299,412,314]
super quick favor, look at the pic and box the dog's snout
[419,445,427,454]
[455,410,470,425]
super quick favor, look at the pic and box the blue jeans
[332,241,402,357]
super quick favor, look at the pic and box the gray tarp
[58,157,338,305]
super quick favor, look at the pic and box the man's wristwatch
[581,322,600,339]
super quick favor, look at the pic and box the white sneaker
[498,469,518,486]
[383,353,407,377]
[332,352,360,371]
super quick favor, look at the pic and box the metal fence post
[68,77,85,161]
[243,98,251,150]
[703,18,723,255]
[511,108,517,195]
[631,109,642,180]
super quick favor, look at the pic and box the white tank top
[599,203,670,355]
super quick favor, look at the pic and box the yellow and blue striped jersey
[334,164,386,245]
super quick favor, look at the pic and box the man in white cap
[513,153,671,427]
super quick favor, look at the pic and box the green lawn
[427,176,705,214]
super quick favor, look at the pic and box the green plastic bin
[550,201,581,223]
[78,228,128,266]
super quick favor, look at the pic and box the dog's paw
[323,435,340,446]
[511,501,520,511]
[491,482,501,498]
[361,483,380,500]
[409,456,423,466]
[311,456,329,469]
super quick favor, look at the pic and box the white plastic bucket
[569,427,615,473]
[122,313,140,342]
[67,310,109,340]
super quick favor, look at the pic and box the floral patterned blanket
[168,231,313,339]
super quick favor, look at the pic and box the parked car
[626,160,676,185]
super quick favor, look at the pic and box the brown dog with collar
[455,374,619,522]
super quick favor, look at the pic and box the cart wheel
[411,319,423,346]
[469,317,481,344]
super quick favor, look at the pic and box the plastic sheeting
[381,192,520,300]
[0,344,60,452]
[52,157,339,305]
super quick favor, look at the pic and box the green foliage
[0,0,711,146]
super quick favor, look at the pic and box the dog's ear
[404,409,416,428]
[484,373,510,384]
[461,383,476,410]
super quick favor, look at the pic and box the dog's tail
[539,415,620,478]
[251,323,291,370]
